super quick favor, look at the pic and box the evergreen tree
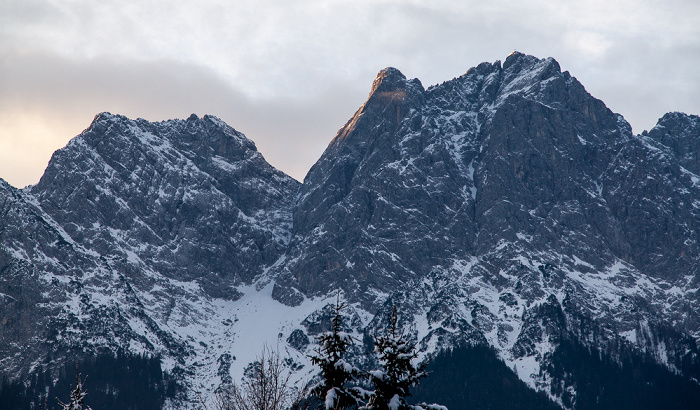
[57,366,92,410]
[309,295,363,409]
[365,307,430,410]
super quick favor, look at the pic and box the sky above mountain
[1,0,699,188]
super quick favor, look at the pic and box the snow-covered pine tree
[56,366,92,410]
[364,306,428,410]
[309,295,363,409]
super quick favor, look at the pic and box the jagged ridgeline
[1,52,700,409]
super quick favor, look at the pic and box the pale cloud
[1,0,699,187]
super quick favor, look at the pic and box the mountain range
[1,52,700,409]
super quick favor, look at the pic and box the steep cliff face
[276,52,699,318]
[277,55,622,307]
[1,53,700,408]
[32,113,298,292]
[0,176,173,380]
[273,52,700,404]
[0,178,66,375]
[646,112,700,175]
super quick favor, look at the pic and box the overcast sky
[1,0,699,188]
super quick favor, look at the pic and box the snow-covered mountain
[1,52,699,408]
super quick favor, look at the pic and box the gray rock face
[0,176,184,378]
[276,52,697,313]
[1,53,700,407]
[272,52,700,403]
[647,112,700,174]
[33,113,298,292]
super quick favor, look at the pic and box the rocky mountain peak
[496,54,568,108]
[368,67,417,96]
[30,112,299,290]
[646,112,700,174]
[502,51,559,72]
[325,67,425,150]
[80,111,258,158]
[502,50,531,71]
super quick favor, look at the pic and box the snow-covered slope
[1,53,700,408]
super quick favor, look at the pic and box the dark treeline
[0,350,179,409]
[411,344,560,410]
[412,338,700,410]
[546,338,700,409]
[4,336,699,409]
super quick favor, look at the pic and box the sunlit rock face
[1,53,700,408]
